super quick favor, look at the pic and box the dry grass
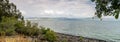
[0,35,33,42]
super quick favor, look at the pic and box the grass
[0,35,32,42]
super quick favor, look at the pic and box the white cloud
[20,10,27,15]
[9,0,96,18]
[43,10,64,14]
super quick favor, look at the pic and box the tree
[0,0,42,36]
[0,0,24,21]
[91,0,120,19]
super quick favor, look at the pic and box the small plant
[42,28,57,42]
[79,36,83,41]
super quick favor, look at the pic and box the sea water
[27,18,120,42]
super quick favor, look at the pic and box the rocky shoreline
[55,32,107,42]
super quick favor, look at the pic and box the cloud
[9,0,95,18]
[43,10,64,15]
[20,10,27,15]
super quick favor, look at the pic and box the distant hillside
[25,17,120,21]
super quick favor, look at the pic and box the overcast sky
[9,0,97,18]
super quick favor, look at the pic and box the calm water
[28,18,120,42]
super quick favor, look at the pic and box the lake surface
[27,18,120,42]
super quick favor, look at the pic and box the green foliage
[40,26,48,34]
[79,36,83,41]
[0,17,17,36]
[92,0,120,19]
[15,21,41,36]
[0,0,24,21]
[0,17,41,36]
[0,0,24,36]
[41,28,57,42]
[0,31,5,36]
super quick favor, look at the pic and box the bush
[79,36,83,41]
[15,21,41,36]
[25,27,41,36]
[43,28,57,42]
[0,17,17,36]
[0,17,41,36]
[40,26,47,34]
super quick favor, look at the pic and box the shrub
[43,28,57,42]
[0,17,17,36]
[15,21,41,36]
[25,27,40,36]
[14,21,26,34]
[40,26,47,34]
[79,36,83,41]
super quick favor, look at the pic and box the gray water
[28,18,120,42]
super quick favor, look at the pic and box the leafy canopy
[0,0,24,21]
[91,0,120,19]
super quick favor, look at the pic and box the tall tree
[91,0,120,19]
[0,0,24,21]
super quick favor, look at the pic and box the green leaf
[97,14,102,18]
[115,10,119,19]
[115,13,119,19]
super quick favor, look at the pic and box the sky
[9,0,106,18]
